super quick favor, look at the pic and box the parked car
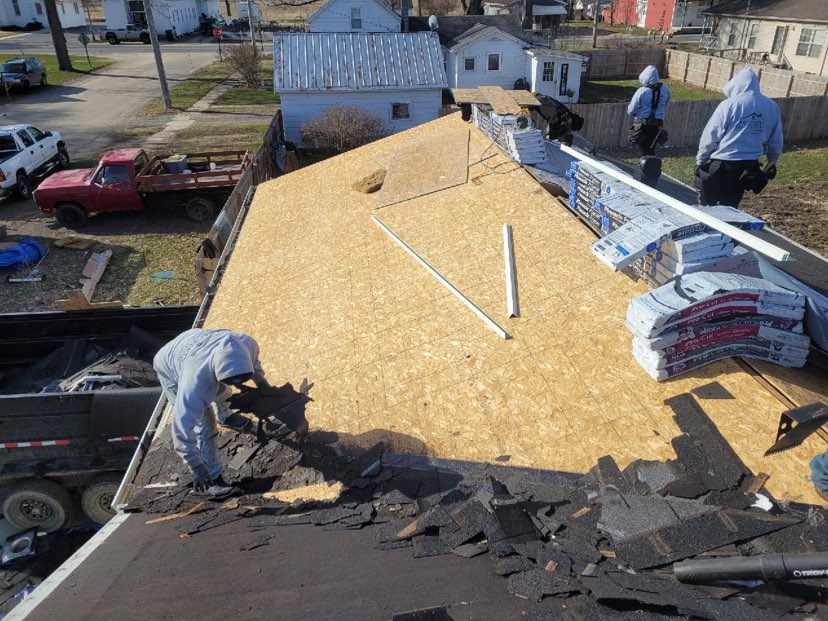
[104,24,151,44]
[0,58,47,91]
[0,125,69,201]
[34,148,250,227]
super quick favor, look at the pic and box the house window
[391,102,410,120]
[771,26,785,55]
[11,0,19,16]
[350,8,362,30]
[747,24,759,49]
[487,53,501,71]
[35,3,43,15]
[726,22,738,47]
[463,57,475,71]
[796,28,826,58]
[542,61,554,82]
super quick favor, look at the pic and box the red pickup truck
[33,148,251,228]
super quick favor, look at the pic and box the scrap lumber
[80,248,112,301]
[372,216,511,340]
[503,224,519,318]
[56,289,123,311]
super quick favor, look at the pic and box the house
[530,0,568,30]
[102,0,221,34]
[602,0,720,32]
[702,0,828,75]
[272,32,447,143]
[483,0,520,16]
[307,0,402,33]
[409,15,586,101]
[0,0,88,29]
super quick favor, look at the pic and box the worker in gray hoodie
[695,67,782,208]
[154,328,270,497]
[627,65,671,156]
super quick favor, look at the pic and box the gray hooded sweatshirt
[627,65,670,120]
[696,67,783,165]
[154,328,265,473]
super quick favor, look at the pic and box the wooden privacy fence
[581,48,666,79]
[570,95,828,149]
[665,49,828,97]
[194,111,284,292]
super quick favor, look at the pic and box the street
[0,31,220,156]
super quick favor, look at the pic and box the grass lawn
[607,139,828,187]
[0,30,22,39]
[212,60,277,108]
[580,78,724,104]
[140,60,234,115]
[173,122,272,153]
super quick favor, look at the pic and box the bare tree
[44,0,72,71]
[420,0,455,16]
[301,105,387,152]
[225,43,263,88]
[521,0,533,30]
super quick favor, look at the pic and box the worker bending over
[154,328,270,497]
[627,65,671,156]
[695,67,782,208]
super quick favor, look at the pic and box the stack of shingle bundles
[507,129,547,164]
[565,161,630,230]
[471,105,512,153]
[626,272,809,380]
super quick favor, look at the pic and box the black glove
[191,464,210,493]
[694,164,702,178]
[764,163,777,180]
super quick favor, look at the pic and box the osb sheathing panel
[205,114,825,504]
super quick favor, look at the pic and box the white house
[307,0,402,33]
[103,0,221,34]
[0,0,87,29]
[273,32,447,143]
[409,15,586,102]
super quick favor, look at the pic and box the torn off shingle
[494,555,536,576]
[412,535,451,558]
[451,542,488,558]
[396,506,457,539]
[506,569,578,602]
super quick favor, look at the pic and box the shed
[525,48,587,102]
[272,32,447,143]
[307,0,401,33]
[0,0,87,29]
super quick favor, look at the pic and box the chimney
[401,0,410,32]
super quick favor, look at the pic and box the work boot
[221,411,254,433]
[195,476,234,498]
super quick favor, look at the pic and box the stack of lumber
[626,272,809,380]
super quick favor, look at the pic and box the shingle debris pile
[127,391,827,619]
[627,273,810,380]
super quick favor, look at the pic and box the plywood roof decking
[452,88,542,109]
[205,114,825,505]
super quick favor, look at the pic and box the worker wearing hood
[695,67,782,208]
[627,65,671,156]
[154,328,269,496]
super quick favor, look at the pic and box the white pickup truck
[0,124,69,200]
[104,24,151,44]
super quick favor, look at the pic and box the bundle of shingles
[471,106,548,166]
[122,389,828,620]
[506,129,547,165]
[627,272,809,380]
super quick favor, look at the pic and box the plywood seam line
[503,224,519,318]
[736,359,798,409]
[372,215,512,340]
[558,144,792,263]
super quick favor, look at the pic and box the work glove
[694,164,703,178]
[191,463,211,493]
[764,163,777,180]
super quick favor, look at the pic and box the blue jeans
[159,377,224,480]
[811,452,828,495]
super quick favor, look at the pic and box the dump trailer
[0,305,198,531]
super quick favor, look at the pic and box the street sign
[78,32,89,46]
[213,27,223,39]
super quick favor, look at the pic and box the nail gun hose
[674,553,828,584]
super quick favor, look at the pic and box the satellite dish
[428,15,438,30]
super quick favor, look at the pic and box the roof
[702,0,828,22]
[101,148,143,162]
[307,0,401,26]
[272,32,447,92]
[525,48,588,62]
[445,23,530,52]
[0,124,30,132]
[408,15,543,47]
[451,87,542,109]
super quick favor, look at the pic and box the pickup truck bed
[136,151,251,192]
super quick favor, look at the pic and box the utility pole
[144,0,172,109]
[592,0,600,49]
[44,0,73,70]
[248,0,256,44]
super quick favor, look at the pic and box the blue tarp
[0,238,46,272]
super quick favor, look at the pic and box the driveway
[0,33,220,156]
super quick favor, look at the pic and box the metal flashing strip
[557,144,793,263]
[372,216,511,340]
[5,512,131,620]
[503,224,519,318]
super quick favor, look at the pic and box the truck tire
[2,479,76,533]
[140,33,151,44]
[185,196,216,222]
[14,172,31,201]
[106,34,119,44]
[57,146,70,169]
[81,475,123,525]
[55,203,88,228]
